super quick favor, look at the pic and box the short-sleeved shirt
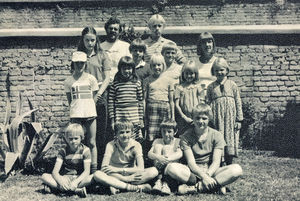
[85,52,111,85]
[104,139,143,168]
[180,126,226,165]
[100,39,131,81]
[144,75,174,102]
[64,72,99,118]
[161,62,183,85]
[143,36,185,64]
[57,143,91,175]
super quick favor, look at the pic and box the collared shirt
[100,39,131,81]
[180,126,226,165]
[143,36,185,64]
[103,139,143,168]
[57,143,91,175]
[85,51,111,85]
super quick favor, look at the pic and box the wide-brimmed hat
[72,51,87,62]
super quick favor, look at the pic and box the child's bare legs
[212,164,243,186]
[94,170,154,192]
[85,119,97,172]
[107,167,158,185]
[41,174,91,191]
[164,163,194,184]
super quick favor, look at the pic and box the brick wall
[0,1,299,151]
[0,1,300,28]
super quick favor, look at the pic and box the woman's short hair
[211,57,230,76]
[149,53,166,72]
[114,119,134,134]
[161,41,178,55]
[197,32,216,56]
[181,60,199,84]
[192,103,213,120]
[129,38,146,53]
[65,123,84,139]
[148,14,166,27]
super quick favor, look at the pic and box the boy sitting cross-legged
[41,123,93,198]
[93,119,158,195]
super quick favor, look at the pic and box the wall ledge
[1,24,300,37]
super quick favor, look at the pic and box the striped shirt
[57,143,91,175]
[108,80,144,122]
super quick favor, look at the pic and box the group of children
[40,14,244,197]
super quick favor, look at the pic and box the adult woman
[195,32,217,89]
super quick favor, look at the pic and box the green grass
[0,150,299,201]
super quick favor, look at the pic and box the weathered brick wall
[0,1,300,28]
[0,1,299,151]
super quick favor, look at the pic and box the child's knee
[41,173,51,183]
[164,163,190,183]
[230,164,243,178]
[93,170,106,182]
[146,167,159,178]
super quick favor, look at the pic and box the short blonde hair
[211,57,230,76]
[148,14,166,27]
[192,103,213,120]
[149,53,166,72]
[65,123,84,139]
[161,41,178,55]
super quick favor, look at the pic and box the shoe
[178,184,197,195]
[218,187,227,195]
[76,187,87,198]
[43,184,52,194]
[110,186,120,195]
[137,184,152,193]
[152,179,163,194]
[160,182,171,195]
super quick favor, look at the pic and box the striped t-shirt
[57,143,91,175]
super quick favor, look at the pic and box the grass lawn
[0,150,299,201]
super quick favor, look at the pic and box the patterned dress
[206,78,243,156]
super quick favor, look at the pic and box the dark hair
[113,56,138,82]
[180,60,199,84]
[160,119,177,131]
[196,32,216,56]
[129,38,146,53]
[104,17,121,32]
[77,26,102,54]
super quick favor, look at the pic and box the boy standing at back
[41,123,93,198]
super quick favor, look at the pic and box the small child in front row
[175,60,206,134]
[41,124,93,197]
[206,58,243,165]
[93,119,158,195]
[148,119,182,195]
[64,51,99,173]
[144,53,175,142]
[108,56,144,141]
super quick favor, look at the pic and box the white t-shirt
[194,56,217,89]
[100,39,131,81]
[64,72,98,118]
